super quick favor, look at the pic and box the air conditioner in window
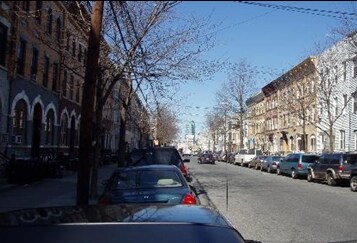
[12,135,22,144]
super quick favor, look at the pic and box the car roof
[0,205,246,243]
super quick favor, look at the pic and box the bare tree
[216,59,257,149]
[205,108,225,152]
[154,105,179,145]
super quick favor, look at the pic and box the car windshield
[112,170,183,189]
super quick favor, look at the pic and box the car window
[154,149,180,165]
[111,171,137,189]
[330,154,341,164]
[319,154,330,164]
[342,154,357,164]
[302,155,319,163]
[140,170,183,188]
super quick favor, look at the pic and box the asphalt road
[185,156,357,243]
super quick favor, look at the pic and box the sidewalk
[0,163,118,212]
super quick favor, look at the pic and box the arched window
[60,115,68,146]
[12,100,27,144]
[45,109,55,145]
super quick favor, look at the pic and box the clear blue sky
[172,1,356,139]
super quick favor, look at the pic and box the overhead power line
[237,1,357,20]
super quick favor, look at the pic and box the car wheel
[291,169,297,179]
[267,166,271,173]
[350,176,357,192]
[326,173,337,186]
[276,167,281,176]
[307,172,313,182]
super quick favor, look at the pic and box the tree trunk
[329,126,334,152]
[118,108,127,167]
[90,101,103,198]
[76,1,103,206]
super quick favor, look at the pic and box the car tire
[307,172,313,182]
[291,169,297,179]
[277,167,281,176]
[326,173,337,186]
[350,176,357,192]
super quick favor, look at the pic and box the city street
[186,156,357,243]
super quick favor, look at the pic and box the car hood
[0,204,230,227]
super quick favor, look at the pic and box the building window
[340,130,345,150]
[12,100,27,145]
[78,44,83,62]
[45,110,54,145]
[354,60,357,78]
[334,97,338,116]
[354,94,357,113]
[72,38,76,57]
[46,8,52,34]
[31,47,38,80]
[76,80,80,102]
[52,62,58,92]
[60,116,68,146]
[355,131,357,151]
[70,75,74,100]
[66,32,70,51]
[56,18,61,40]
[0,23,8,67]
[43,55,49,87]
[35,1,42,24]
[62,70,67,97]
[310,137,316,152]
[17,38,26,76]
[22,2,30,12]
[343,94,347,114]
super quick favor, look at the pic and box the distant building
[185,120,196,141]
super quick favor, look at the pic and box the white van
[234,149,263,166]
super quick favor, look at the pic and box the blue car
[98,164,197,205]
[277,153,320,179]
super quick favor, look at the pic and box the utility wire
[238,1,357,20]
[237,1,357,20]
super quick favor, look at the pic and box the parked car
[261,155,285,173]
[98,164,197,205]
[234,149,263,166]
[249,155,268,170]
[277,153,320,179]
[307,152,357,186]
[0,204,257,243]
[198,152,215,164]
[127,147,192,182]
[350,164,357,192]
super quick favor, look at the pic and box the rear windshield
[272,156,284,161]
[343,154,357,164]
[129,149,181,166]
[302,155,320,163]
[112,170,183,189]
